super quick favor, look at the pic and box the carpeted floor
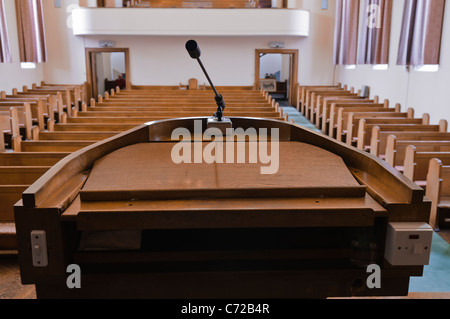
[409,233,450,292]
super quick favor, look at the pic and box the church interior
[1,0,450,301]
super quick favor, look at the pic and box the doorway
[255,49,298,106]
[85,48,130,101]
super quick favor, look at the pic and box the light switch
[31,230,48,267]
[413,243,422,255]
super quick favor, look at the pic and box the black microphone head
[186,40,201,59]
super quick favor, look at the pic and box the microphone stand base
[206,117,233,136]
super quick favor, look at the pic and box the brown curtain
[0,0,11,63]
[358,0,393,65]
[333,0,360,65]
[15,0,47,63]
[397,0,445,66]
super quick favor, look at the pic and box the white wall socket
[385,222,433,266]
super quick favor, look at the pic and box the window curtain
[0,0,11,63]
[333,0,360,65]
[358,0,393,65]
[15,0,47,63]
[397,0,446,66]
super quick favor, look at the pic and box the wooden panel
[20,141,95,152]
[0,186,28,222]
[80,141,366,201]
[0,167,51,185]
[0,153,69,166]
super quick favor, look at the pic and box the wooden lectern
[14,117,431,298]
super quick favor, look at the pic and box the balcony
[71,8,310,37]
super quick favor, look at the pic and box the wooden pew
[0,152,69,166]
[0,119,66,225]
[403,145,450,189]
[0,114,8,152]
[14,87,74,117]
[386,137,450,171]
[76,110,285,119]
[88,105,277,112]
[0,166,51,185]
[130,85,255,91]
[66,116,172,124]
[93,102,274,108]
[1,107,31,152]
[370,123,450,157]
[106,89,268,98]
[355,114,431,152]
[297,85,342,113]
[308,91,361,124]
[35,131,119,141]
[0,186,28,223]
[321,100,379,134]
[327,104,391,138]
[25,85,80,106]
[36,81,88,105]
[0,100,46,131]
[2,92,64,127]
[0,103,40,142]
[302,87,347,116]
[314,96,372,129]
[343,108,413,145]
[306,90,356,121]
[113,88,261,95]
[53,123,138,132]
[426,158,450,230]
[19,140,95,152]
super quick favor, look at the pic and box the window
[397,0,445,67]
[358,0,393,66]
[333,0,360,65]
[15,0,47,63]
[414,65,439,72]
[0,0,11,63]
[20,62,36,69]
[372,64,388,70]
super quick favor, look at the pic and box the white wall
[110,52,125,79]
[335,0,450,127]
[260,54,282,79]
[0,0,44,94]
[41,0,86,85]
[40,0,336,89]
[296,0,337,85]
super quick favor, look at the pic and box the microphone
[186,39,201,59]
[185,40,230,131]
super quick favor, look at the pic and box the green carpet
[280,106,322,133]
[409,233,450,292]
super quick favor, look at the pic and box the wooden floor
[1,229,449,299]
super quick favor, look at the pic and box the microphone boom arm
[195,58,225,121]
[186,40,225,122]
